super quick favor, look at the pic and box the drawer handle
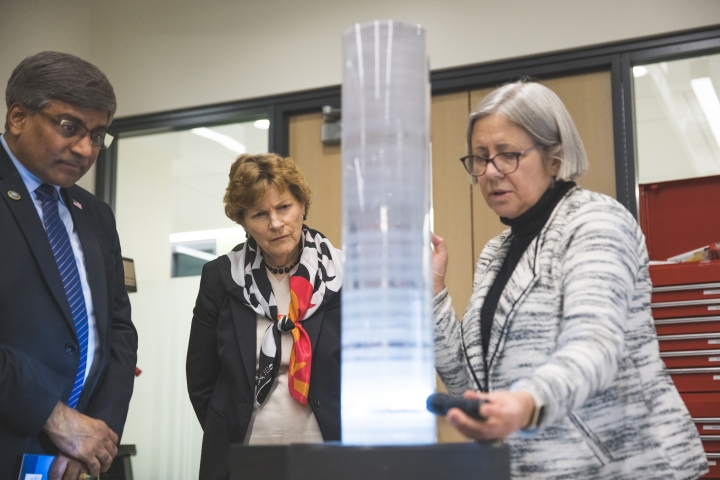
[661,349,720,357]
[652,299,720,308]
[658,333,720,341]
[653,282,720,293]
[667,367,720,374]
[655,315,720,325]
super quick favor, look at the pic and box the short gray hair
[5,51,116,129]
[467,81,588,181]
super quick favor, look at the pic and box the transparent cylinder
[341,20,435,445]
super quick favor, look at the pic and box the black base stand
[100,444,135,480]
[229,442,510,480]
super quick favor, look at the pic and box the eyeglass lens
[37,110,113,149]
[463,152,519,176]
[57,120,113,149]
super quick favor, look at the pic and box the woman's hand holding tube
[431,233,448,296]
[446,390,535,441]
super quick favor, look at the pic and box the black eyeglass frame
[34,109,114,149]
[459,145,538,178]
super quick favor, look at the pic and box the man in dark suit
[0,52,138,480]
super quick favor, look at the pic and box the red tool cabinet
[642,175,720,478]
[652,263,720,478]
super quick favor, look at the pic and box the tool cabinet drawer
[681,393,720,417]
[652,300,720,319]
[658,333,720,352]
[669,368,720,393]
[655,317,720,336]
[662,350,720,368]
[653,283,720,303]
[705,453,720,478]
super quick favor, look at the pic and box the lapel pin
[73,199,83,210]
[7,190,21,201]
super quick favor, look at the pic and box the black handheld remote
[426,393,486,420]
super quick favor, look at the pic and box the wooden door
[288,112,342,247]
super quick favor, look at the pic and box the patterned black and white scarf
[227,225,343,405]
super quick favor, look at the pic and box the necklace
[267,257,300,275]
[266,253,301,275]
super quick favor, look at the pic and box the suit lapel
[458,237,508,391]
[218,254,259,389]
[485,237,541,373]
[485,191,573,374]
[0,149,76,332]
[228,284,258,389]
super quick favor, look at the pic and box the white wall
[0,1,90,116]
[2,0,720,120]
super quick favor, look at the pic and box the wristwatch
[523,401,546,431]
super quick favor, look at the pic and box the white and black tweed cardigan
[434,187,708,480]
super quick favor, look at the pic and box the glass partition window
[634,53,720,184]
[171,240,217,278]
[114,119,268,479]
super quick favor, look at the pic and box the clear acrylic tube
[341,20,435,445]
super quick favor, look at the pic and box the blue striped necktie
[35,183,88,409]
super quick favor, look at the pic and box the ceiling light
[191,127,246,154]
[254,119,270,130]
[691,77,720,149]
[633,66,648,78]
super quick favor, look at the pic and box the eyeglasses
[35,110,114,149]
[460,145,537,178]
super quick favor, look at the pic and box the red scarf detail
[287,276,314,405]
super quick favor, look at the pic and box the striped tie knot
[35,183,59,203]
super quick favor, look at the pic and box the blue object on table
[18,454,54,480]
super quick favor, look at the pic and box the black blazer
[187,254,341,480]
[0,146,138,479]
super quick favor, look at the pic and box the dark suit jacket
[187,253,341,480]
[0,145,138,479]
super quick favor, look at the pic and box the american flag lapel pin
[73,199,83,209]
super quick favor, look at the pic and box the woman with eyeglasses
[431,81,707,479]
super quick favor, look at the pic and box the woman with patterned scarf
[187,153,343,480]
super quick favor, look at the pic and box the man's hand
[44,402,118,477]
[49,453,90,480]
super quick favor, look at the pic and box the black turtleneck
[479,180,575,362]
